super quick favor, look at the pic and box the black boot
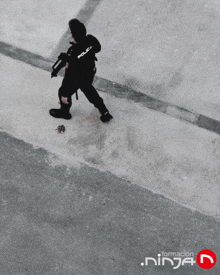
[49,108,72,120]
[100,111,113,122]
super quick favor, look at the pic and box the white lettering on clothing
[77,46,93,59]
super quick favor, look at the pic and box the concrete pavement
[1,53,220,218]
[0,0,88,58]
[0,0,220,274]
[87,0,220,121]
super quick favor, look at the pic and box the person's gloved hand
[58,53,67,61]
[61,96,69,104]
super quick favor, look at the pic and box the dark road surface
[0,131,219,274]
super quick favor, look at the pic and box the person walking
[49,19,113,123]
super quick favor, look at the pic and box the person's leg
[49,79,77,119]
[80,77,113,122]
[58,87,72,113]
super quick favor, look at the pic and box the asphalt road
[0,131,219,274]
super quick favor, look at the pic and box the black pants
[58,73,108,114]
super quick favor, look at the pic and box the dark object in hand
[58,53,67,61]
[51,70,58,78]
[51,53,67,78]
[56,125,66,133]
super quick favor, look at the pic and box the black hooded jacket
[65,34,101,82]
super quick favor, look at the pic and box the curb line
[1,40,220,136]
